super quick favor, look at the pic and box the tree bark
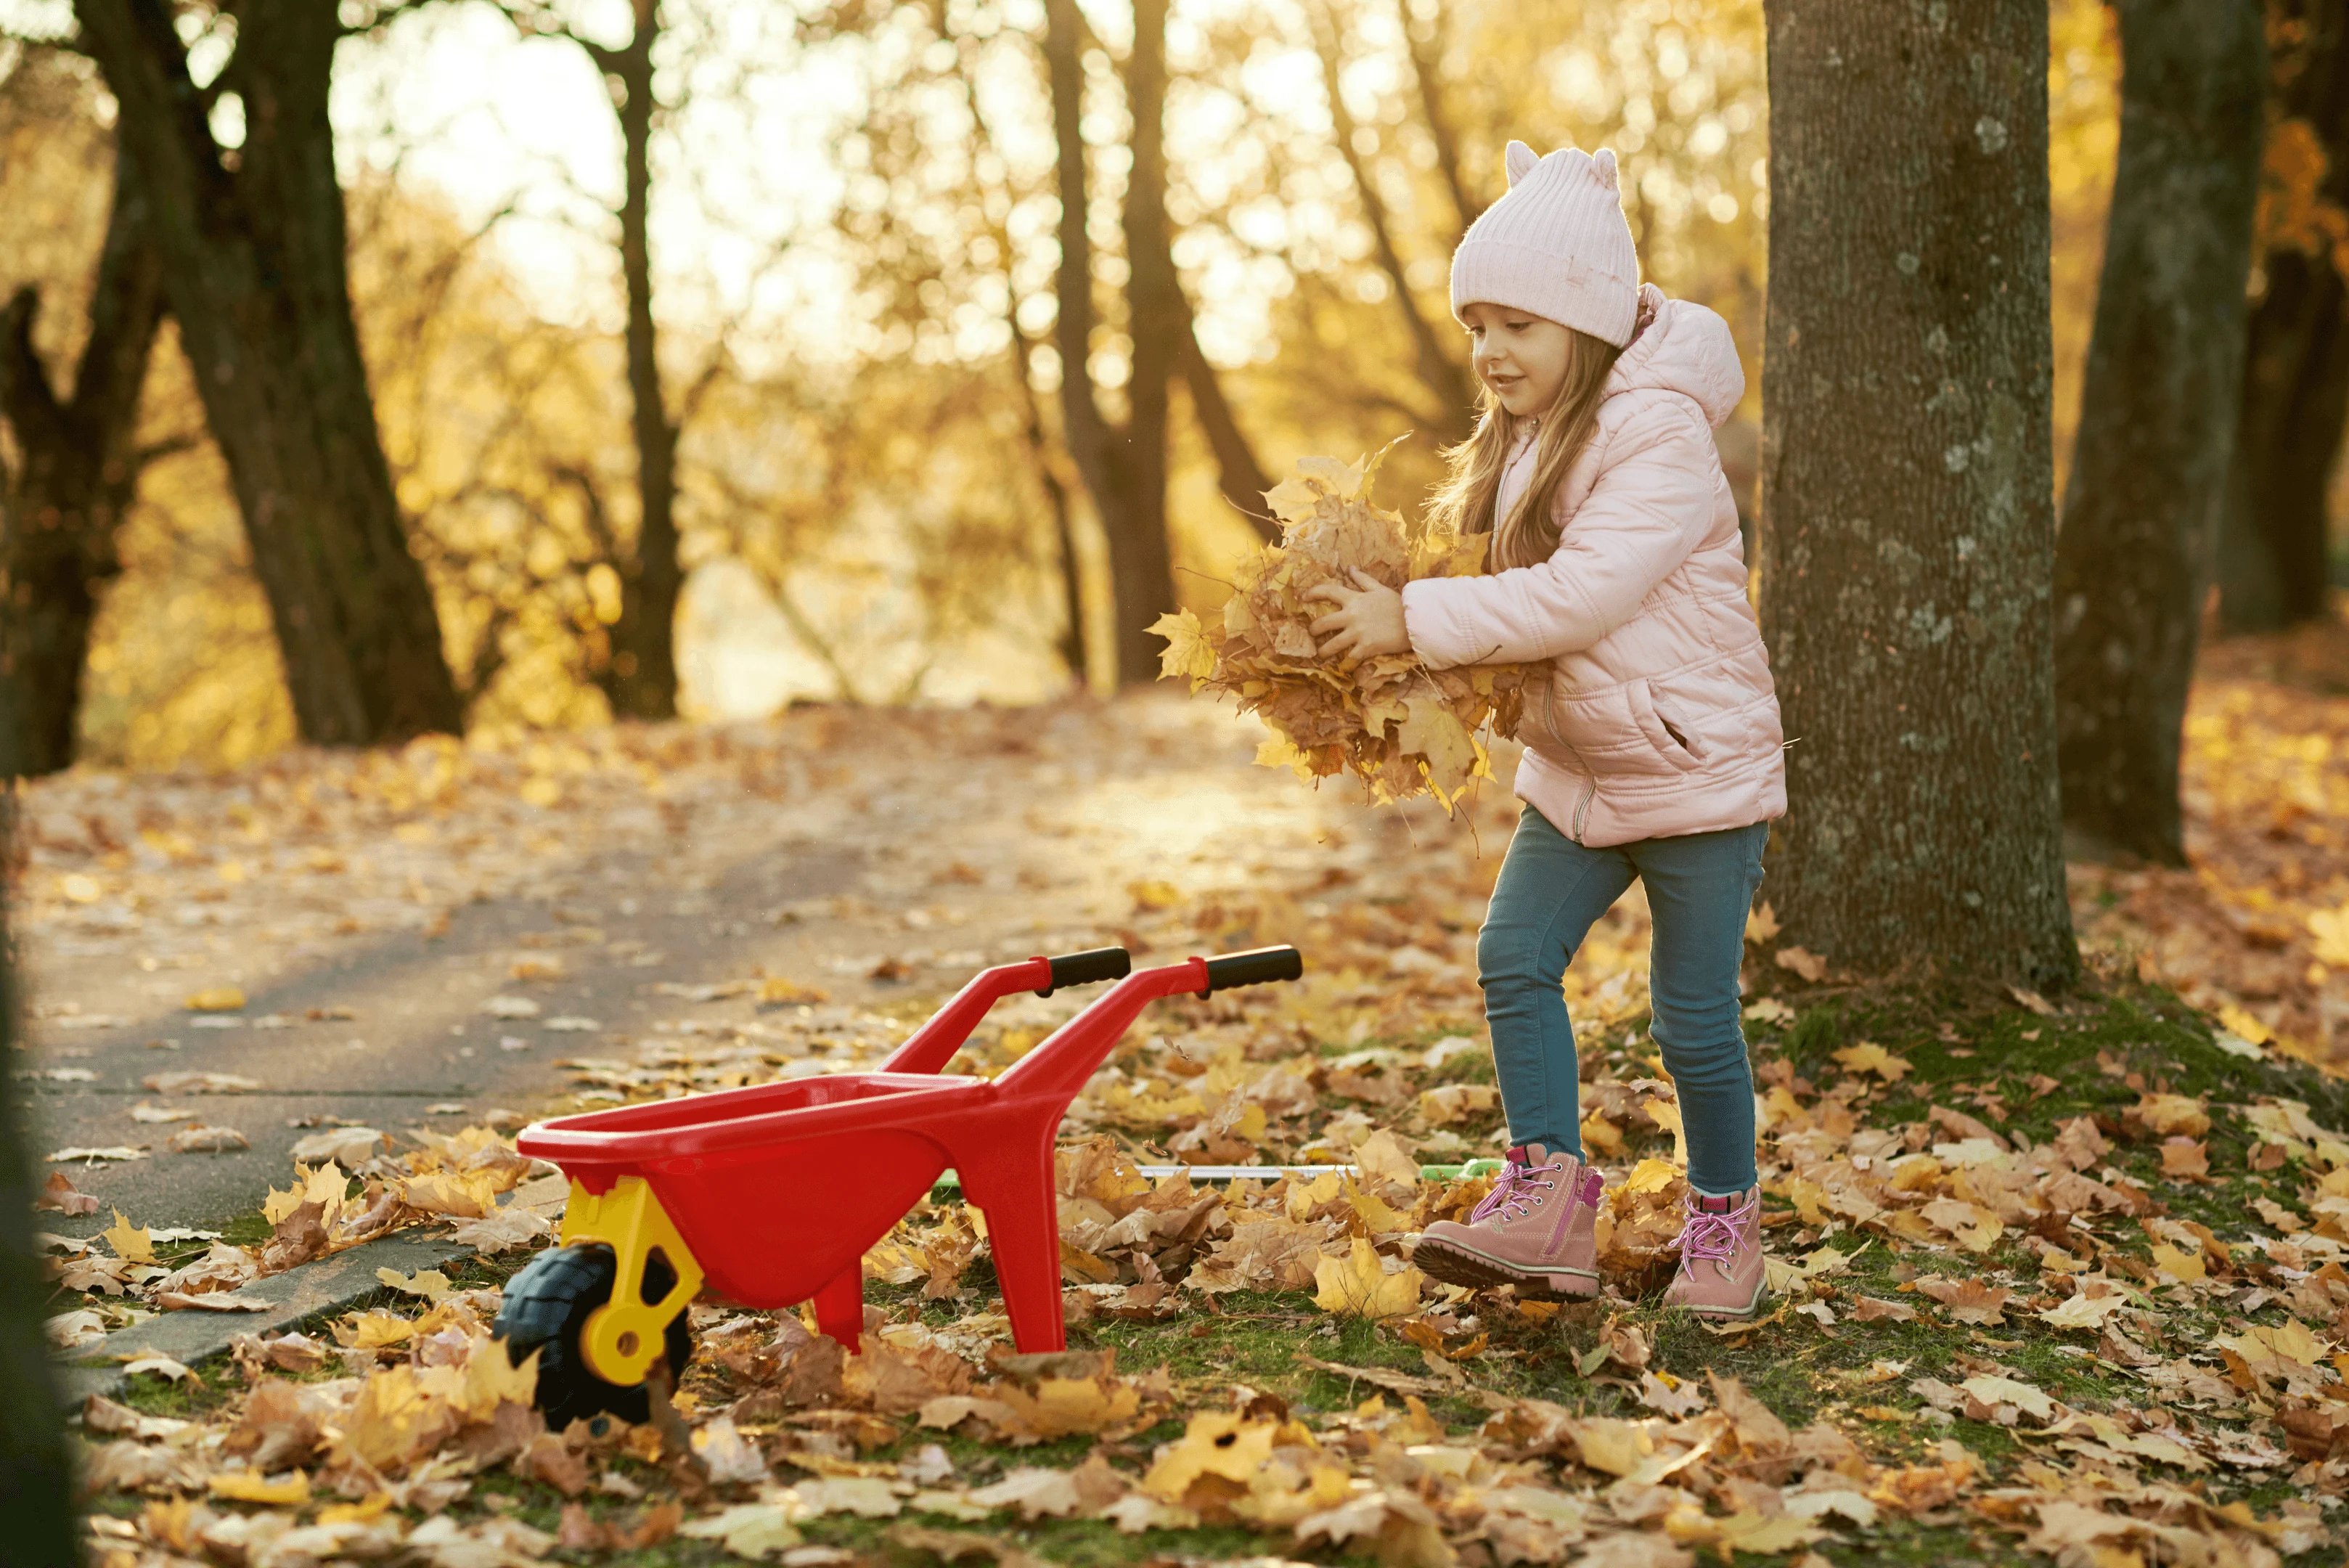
[0,786,81,1567]
[1176,319,1279,543]
[1114,0,1183,687]
[497,0,685,718]
[1043,0,1181,686]
[1758,0,2078,987]
[73,0,463,746]
[2219,1,2349,632]
[601,0,682,719]
[0,148,166,777]
[2053,0,2265,865]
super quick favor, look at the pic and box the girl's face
[1463,302,1574,419]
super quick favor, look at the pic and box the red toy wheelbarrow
[492,944,1302,1427]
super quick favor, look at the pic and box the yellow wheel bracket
[557,1177,703,1387]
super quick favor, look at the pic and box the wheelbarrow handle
[1203,945,1304,992]
[1039,947,1132,997]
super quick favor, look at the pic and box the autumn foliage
[1153,446,1529,814]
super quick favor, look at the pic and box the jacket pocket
[1546,677,1702,778]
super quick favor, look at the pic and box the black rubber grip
[1039,947,1132,997]
[1203,945,1304,992]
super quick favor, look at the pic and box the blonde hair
[1426,328,1622,571]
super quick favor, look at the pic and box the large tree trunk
[0,785,81,1566]
[2054,0,2265,865]
[0,149,166,777]
[74,0,462,746]
[1758,0,2078,987]
[2219,1,2349,632]
[75,0,459,743]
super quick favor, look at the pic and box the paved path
[17,698,1487,1234]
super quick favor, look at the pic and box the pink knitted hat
[1450,139,1641,346]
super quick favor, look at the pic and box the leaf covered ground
[25,614,2349,1568]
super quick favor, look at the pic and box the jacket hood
[1606,283,1745,430]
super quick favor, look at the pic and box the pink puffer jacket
[1401,285,1785,848]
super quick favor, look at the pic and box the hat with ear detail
[1452,138,1640,345]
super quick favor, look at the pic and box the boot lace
[1674,1189,1757,1266]
[1470,1149,1561,1223]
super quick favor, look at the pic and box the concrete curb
[60,1175,571,1407]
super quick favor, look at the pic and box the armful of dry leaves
[1152,444,1534,817]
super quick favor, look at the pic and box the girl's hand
[1307,569,1412,661]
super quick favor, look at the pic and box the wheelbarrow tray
[518,1071,987,1308]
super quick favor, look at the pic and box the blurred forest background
[0,0,2332,772]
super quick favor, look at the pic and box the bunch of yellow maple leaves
[1153,446,1530,814]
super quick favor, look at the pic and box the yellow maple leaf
[1831,1041,1913,1082]
[1296,454,1367,498]
[1253,732,1318,783]
[459,1339,539,1416]
[1396,696,1485,813]
[1149,610,1218,690]
[1141,1411,1279,1501]
[183,986,247,1012]
[1263,477,1323,526]
[1564,1417,1651,1477]
[2149,1243,2206,1284]
[1619,1158,1680,1197]
[1312,1236,1425,1318]
[375,1267,454,1302]
[264,1161,348,1228]
[2133,1093,2210,1138]
[102,1209,155,1265]
[207,1471,310,1506]
[2218,1005,2274,1047]
[1744,900,1781,944]
[1344,1182,1412,1236]
[2311,903,2349,968]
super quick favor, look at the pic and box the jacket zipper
[1535,674,1600,842]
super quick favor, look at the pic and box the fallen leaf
[1312,1236,1426,1318]
[1830,1041,1911,1082]
[1774,946,1828,982]
[168,1125,250,1153]
[36,1171,102,1215]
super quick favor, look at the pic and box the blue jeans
[1477,806,1768,1196]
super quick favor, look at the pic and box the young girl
[1308,139,1785,1319]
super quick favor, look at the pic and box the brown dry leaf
[168,1124,250,1153]
[1913,1277,2012,1325]
[1773,945,1828,982]
[1152,445,1527,815]
[2160,1137,2211,1180]
[37,1171,102,1214]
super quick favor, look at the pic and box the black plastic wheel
[491,1242,693,1431]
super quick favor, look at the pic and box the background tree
[1758,0,2078,986]
[0,50,167,777]
[495,0,716,720]
[1045,0,1183,685]
[2218,1,2349,633]
[71,0,462,746]
[2054,0,2266,865]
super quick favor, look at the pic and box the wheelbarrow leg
[955,1127,1067,1355]
[812,1265,865,1350]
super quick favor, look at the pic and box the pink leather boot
[1661,1185,1767,1318]
[1413,1144,1604,1299]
